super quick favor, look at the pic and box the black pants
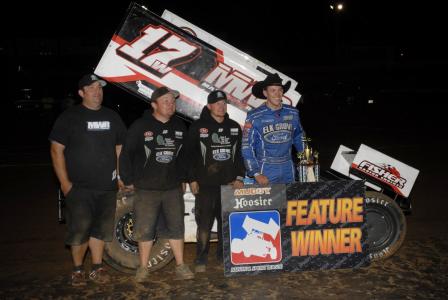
[194,185,222,265]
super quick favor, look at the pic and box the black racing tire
[365,191,407,261]
[103,192,174,274]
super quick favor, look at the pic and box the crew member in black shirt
[120,86,194,282]
[49,74,126,286]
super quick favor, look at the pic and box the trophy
[297,137,320,182]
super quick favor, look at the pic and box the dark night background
[1,0,447,205]
[1,1,448,298]
[2,0,447,135]
[0,1,448,151]
[1,0,447,206]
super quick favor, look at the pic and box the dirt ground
[1,145,447,299]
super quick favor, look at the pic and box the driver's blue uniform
[242,103,303,184]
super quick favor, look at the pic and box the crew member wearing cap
[242,73,304,185]
[119,86,194,282]
[186,90,245,272]
[49,74,126,286]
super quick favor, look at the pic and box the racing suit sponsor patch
[264,131,291,144]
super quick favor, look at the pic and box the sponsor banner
[351,144,419,197]
[221,180,369,276]
[95,3,301,126]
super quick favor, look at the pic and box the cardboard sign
[221,180,369,276]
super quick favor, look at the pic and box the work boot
[135,266,149,283]
[71,270,87,287]
[89,267,111,284]
[175,264,194,280]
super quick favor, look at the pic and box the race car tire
[103,192,174,274]
[365,191,407,261]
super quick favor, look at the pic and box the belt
[259,156,291,164]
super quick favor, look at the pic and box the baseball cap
[150,86,180,102]
[78,74,107,89]
[207,90,228,104]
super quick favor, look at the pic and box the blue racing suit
[242,103,304,184]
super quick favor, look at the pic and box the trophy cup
[297,137,320,182]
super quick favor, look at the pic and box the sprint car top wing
[94,2,302,125]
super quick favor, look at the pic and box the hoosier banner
[221,180,369,276]
[94,3,301,125]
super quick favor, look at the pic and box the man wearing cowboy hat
[242,73,304,185]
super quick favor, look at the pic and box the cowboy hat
[251,73,291,99]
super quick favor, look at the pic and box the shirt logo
[175,131,183,139]
[211,133,230,145]
[155,151,174,163]
[156,135,175,147]
[87,121,110,131]
[212,148,231,161]
[144,131,154,142]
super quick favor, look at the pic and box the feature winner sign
[221,180,369,276]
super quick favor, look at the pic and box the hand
[61,181,73,197]
[190,181,199,195]
[124,184,134,192]
[118,179,125,191]
[254,174,269,186]
[231,180,244,189]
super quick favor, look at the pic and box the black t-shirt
[119,110,188,190]
[49,104,126,190]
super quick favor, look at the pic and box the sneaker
[195,264,206,273]
[175,264,195,280]
[89,267,111,284]
[71,270,87,287]
[135,266,149,283]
